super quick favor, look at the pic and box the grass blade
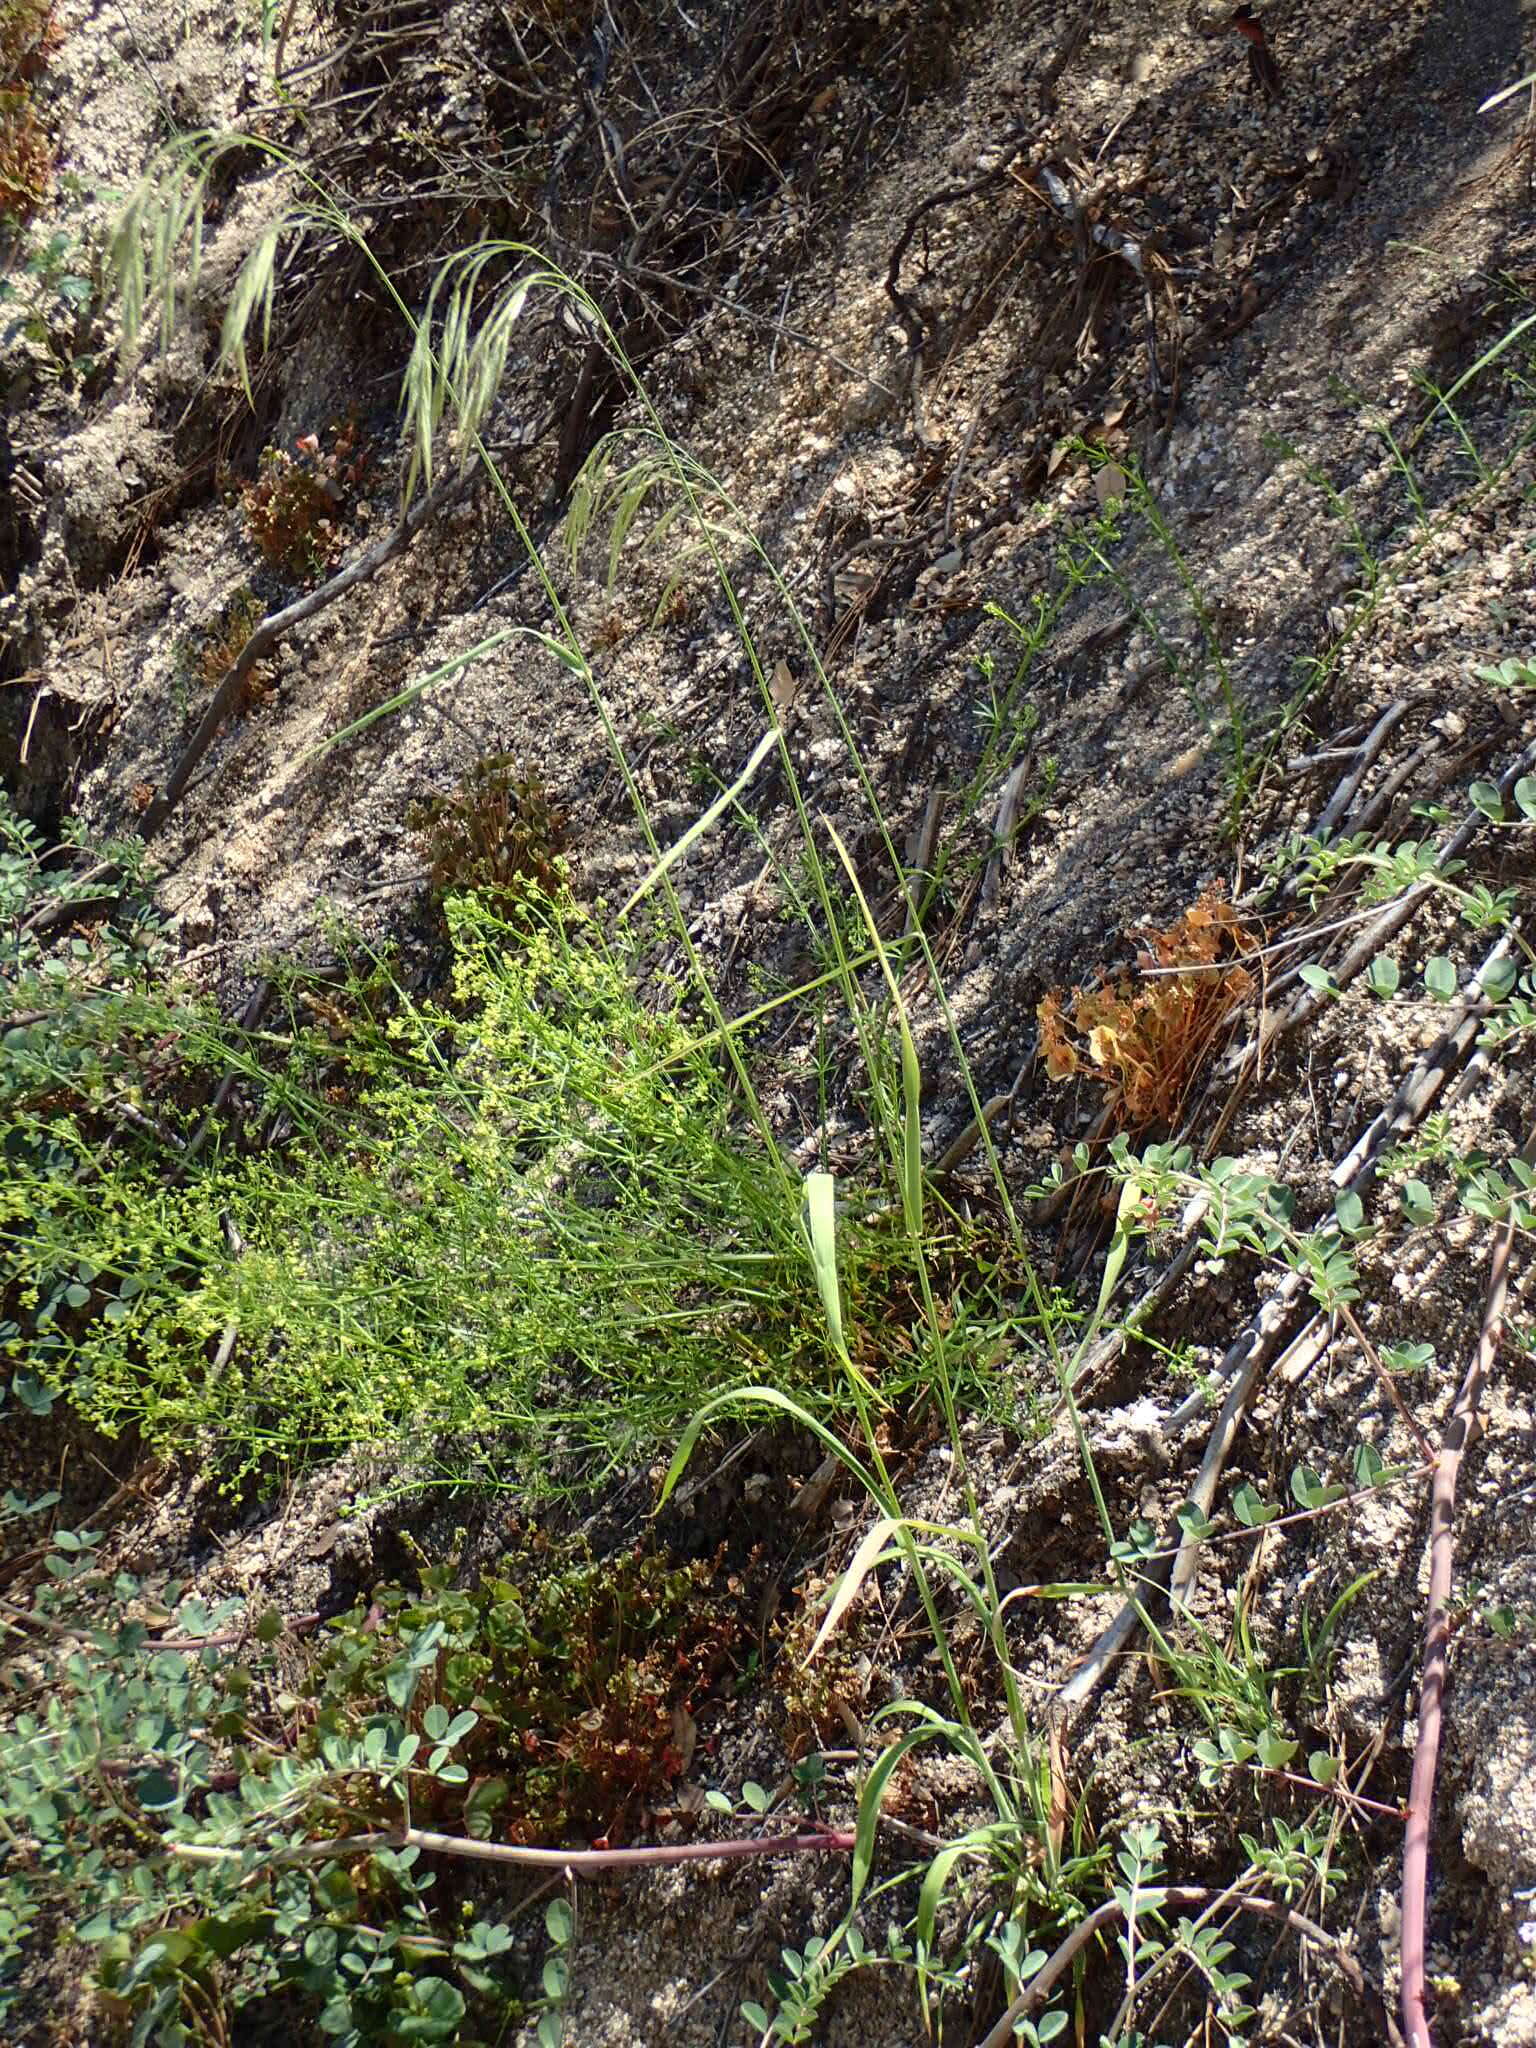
[805,1515,905,1663]
[300,628,522,759]
[621,724,779,917]
[803,1170,847,1361]
[654,1385,881,1510]
[802,1171,879,1399]
[824,822,924,1236]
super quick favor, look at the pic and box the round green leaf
[304,1927,339,1968]
[12,1372,55,1417]
[408,1976,465,2025]
[1232,1484,1279,1529]
[1353,1442,1386,1487]
[135,1769,180,1811]
[1365,954,1400,998]
[545,1899,573,1945]
[1482,957,1518,1002]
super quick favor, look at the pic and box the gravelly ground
[4,0,1536,2042]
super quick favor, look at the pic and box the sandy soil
[4,0,1536,2041]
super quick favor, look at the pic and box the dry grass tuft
[1038,884,1258,1130]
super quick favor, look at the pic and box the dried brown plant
[1038,884,1258,1130]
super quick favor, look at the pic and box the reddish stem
[148,1611,321,1652]
[175,1821,857,1875]
[1401,1215,1516,2048]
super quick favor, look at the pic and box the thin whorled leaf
[620,724,779,917]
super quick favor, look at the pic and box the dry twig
[140,468,468,844]
[1400,1148,1527,2048]
[975,1883,1378,2048]
[1055,925,1519,1715]
[1308,699,1407,841]
[173,1821,855,1877]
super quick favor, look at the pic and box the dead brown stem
[140,468,468,844]
[1400,1195,1522,2048]
[173,1821,855,1877]
[21,471,469,943]
[975,1883,1378,2048]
